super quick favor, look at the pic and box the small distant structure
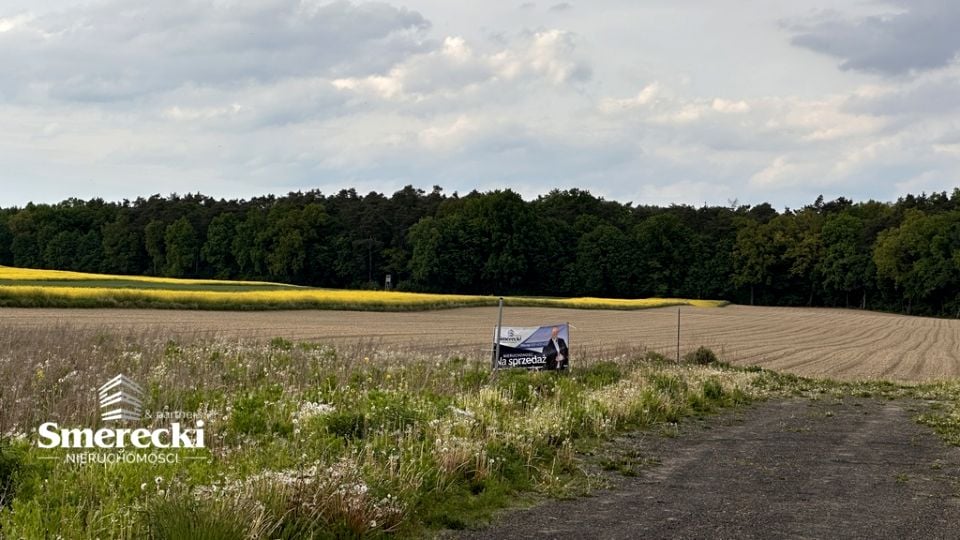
[385,274,393,290]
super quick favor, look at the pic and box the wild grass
[0,326,755,539]
[0,265,727,311]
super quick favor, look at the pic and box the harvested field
[1,305,958,382]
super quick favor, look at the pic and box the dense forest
[0,187,958,316]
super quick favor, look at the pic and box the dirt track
[1,305,958,382]
[456,398,960,540]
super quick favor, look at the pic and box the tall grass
[0,325,757,538]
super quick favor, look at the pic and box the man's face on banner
[551,326,559,339]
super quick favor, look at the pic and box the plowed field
[2,305,957,382]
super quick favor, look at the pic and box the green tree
[632,214,695,297]
[144,220,166,275]
[874,210,960,315]
[0,213,12,265]
[772,208,823,306]
[101,214,142,274]
[732,219,776,305]
[819,213,872,307]
[8,211,41,268]
[75,230,103,272]
[264,206,306,282]
[201,214,237,279]
[164,217,198,277]
[471,191,538,293]
[43,230,81,270]
[408,214,484,293]
[575,223,629,297]
[232,209,268,279]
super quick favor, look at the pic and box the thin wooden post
[676,307,681,363]
[493,297,504,370]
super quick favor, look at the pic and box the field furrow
[2,304,958,381]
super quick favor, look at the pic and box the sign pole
[494,297,504,370]
[676,307,681,363]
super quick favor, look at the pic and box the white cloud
[417,115,480,150]
[599,83,660,112]
[751,156,800,188]
[711,98,750,114]
[331,30,590,104]
[1,0,959,209]
[635,180,736,207]
[0,0,431,103]
[787,0,960,76]
[0,13,32,32]
[894,169,958,195]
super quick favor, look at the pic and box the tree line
[0,186,958,316]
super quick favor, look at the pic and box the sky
[1,0,959,209]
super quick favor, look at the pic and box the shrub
[642,350,669,363]
[269,337,294,351]
[684,346,718,365]
[229,395,270,437]
[143,492,275,540]
[324,411,366,439]
[0,442,25,508]
[576,361,622,389]
[702,379,724,401]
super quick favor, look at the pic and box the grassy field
[2,326,960,538]
[0,266,726,311]
[0,327,767,538]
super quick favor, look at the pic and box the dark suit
[543,338,569,370]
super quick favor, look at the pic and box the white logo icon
[98,374,144,422]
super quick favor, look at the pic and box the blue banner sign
[493,323,570,370]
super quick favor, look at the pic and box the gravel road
[457,399,960,539]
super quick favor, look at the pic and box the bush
[0,442,25,508]
[143,493,273,540]
[702,379,724,401]
[576,361,622,389]
[269,337,294,351]
[638,350,668,365]
[684,346,718,365]
[324,411,366,439]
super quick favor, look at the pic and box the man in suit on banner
[543,325,569,370]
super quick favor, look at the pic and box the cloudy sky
[1,0,959,208]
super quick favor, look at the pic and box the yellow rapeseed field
[0,265,727,310]
[0,265,291,287]
[529,297,725,309]
[0,284,486,308]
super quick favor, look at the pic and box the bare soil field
[1,305,958,382]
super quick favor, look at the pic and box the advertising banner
[493,323,570,370]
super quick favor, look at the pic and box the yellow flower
[0,265,726,310]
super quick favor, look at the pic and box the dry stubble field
[2,304,958,382]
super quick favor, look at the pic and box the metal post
[676,307,681,363]
[494,297,504,370]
